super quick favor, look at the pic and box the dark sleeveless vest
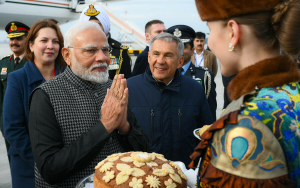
[34,67,124,188]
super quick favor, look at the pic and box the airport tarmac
[0,43,224,187]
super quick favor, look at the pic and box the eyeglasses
[68,46,111,57]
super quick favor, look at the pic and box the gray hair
[149,33,184,57]
[64,21,104,48]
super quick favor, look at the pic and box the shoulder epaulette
[0,54,12,61]
[110,42,120,48]
[109,38,121,49]
[195,66,214,76]
[120,45,129,50]
[196,66,208,71]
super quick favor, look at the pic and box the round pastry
[94,152,188,188]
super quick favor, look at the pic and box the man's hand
[101,75,128,134]
[117,94,130,134]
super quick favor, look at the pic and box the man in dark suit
[167,25,217,121]
[132,20,166,76]
[0,21,30,165]
[79,4,132,79]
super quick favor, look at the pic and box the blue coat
[3,60,61,187]
[127,67,213,166]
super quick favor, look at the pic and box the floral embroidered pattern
[240,83,300,186]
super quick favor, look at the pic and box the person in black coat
[132,20,166,76]
[222,74,236,109]
[132,46,149,76]
[167,25,217,121]
[108,33,132,79]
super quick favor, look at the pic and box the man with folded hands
[28,21,148,188]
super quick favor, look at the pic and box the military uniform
[184,63,217,120]
[108,36,132,79]
[0,55,27,150]
[1,21,29,166]
[79,5,132,79]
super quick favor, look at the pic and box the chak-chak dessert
[94,152,188,188]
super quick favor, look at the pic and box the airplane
[0,0,146,48]
[0,0,126,28]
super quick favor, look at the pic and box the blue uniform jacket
[127,67,213,166]
[132,46,149,76]
[3,60,60,187]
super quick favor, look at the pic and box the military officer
[0,21,30,163]
[167,25,217,121]
[79,4,132,79]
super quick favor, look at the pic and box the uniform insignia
[120,45,129,50]
[109,56,120,70]
[10,23,17,31]
[1,68,7,75]
[0,54,11,60]
[84,5,100,16]
[174,28,182,38]
[112,43,115,45]
[192,75,202,84]
[181,39,190,43]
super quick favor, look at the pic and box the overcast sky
[0,0,209,42]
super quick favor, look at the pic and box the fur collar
[227,55,300,101]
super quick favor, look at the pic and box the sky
[0,0,209,43]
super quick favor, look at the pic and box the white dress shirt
[194,50,204,67]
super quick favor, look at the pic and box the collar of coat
[144,66,181,92]
[227,55,300,101]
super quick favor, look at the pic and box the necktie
[179,68,184,75]
[15,57,20,68]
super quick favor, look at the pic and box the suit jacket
[132,46,149,76]
[108,36,132,79]
[0,54,27,133]
[184,63,217,121]
[3,60,61,187]
[191,50,218,76]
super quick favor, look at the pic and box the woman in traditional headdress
[190,0,300,187]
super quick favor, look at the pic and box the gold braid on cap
[272,0,294,30]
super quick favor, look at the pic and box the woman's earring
[229,43,234,52]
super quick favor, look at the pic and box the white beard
[71,54,109,84]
